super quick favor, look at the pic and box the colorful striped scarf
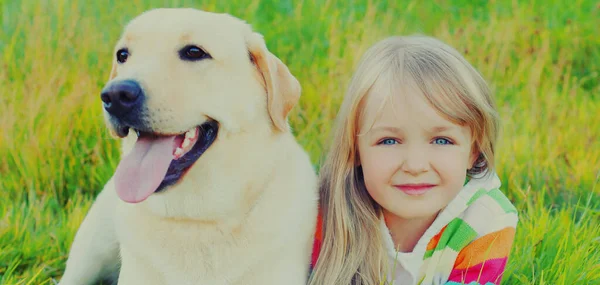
[417,187,518,285]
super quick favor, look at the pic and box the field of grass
[0,0,599,284]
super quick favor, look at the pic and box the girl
[309,35,518,285]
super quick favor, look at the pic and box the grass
[0,0,599,284]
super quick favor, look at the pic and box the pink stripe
[448,257,507,284]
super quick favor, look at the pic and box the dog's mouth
[113,120,219,203]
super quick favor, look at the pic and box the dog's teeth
[182,139,191,149]
[185,128,198,140]
[174,148,184,158]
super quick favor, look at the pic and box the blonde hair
[308,35,499,285]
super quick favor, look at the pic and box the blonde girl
[308,35,518,285]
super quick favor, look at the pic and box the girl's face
[357,81,478,222]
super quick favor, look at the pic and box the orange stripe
[315,210,323,240]
[311,209,324,266]
[453,227,516,270]
[426,225,447,251]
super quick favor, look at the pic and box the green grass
[1,0,599,284]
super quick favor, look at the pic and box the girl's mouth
[394,183,436,196]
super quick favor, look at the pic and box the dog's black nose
[100,80,143,117]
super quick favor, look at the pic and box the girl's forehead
[361,79,421,119]
[359,79,459,132]
[364,70,426,107]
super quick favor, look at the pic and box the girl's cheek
[363,150,397,177]
[434,149,470,169]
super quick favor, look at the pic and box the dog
[58,8,318,285]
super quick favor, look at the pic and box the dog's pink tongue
[114,136,176,203]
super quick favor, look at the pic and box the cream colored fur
[59,8,318,285]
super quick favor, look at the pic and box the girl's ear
[469,150,481,170]
[468,140,480,169]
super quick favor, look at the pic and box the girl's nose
[400,150,428,175]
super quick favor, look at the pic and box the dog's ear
[246,32,301,132]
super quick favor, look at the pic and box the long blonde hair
[308,35,499,285]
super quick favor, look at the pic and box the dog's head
[102,8,300,205]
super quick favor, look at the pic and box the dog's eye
[116,48,129,63]
[179,45,211,61]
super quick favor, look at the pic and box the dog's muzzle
[100,79,145,123]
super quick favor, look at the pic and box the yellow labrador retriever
[58,8,318,285]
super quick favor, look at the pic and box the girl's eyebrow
[429,126,450,132]
[428,125,459,133]
[368,125,462,136]
[369,126,403,134]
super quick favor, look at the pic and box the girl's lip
[394,184,436,195]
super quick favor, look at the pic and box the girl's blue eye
[433,138,452,145]
[380,138,397,145]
